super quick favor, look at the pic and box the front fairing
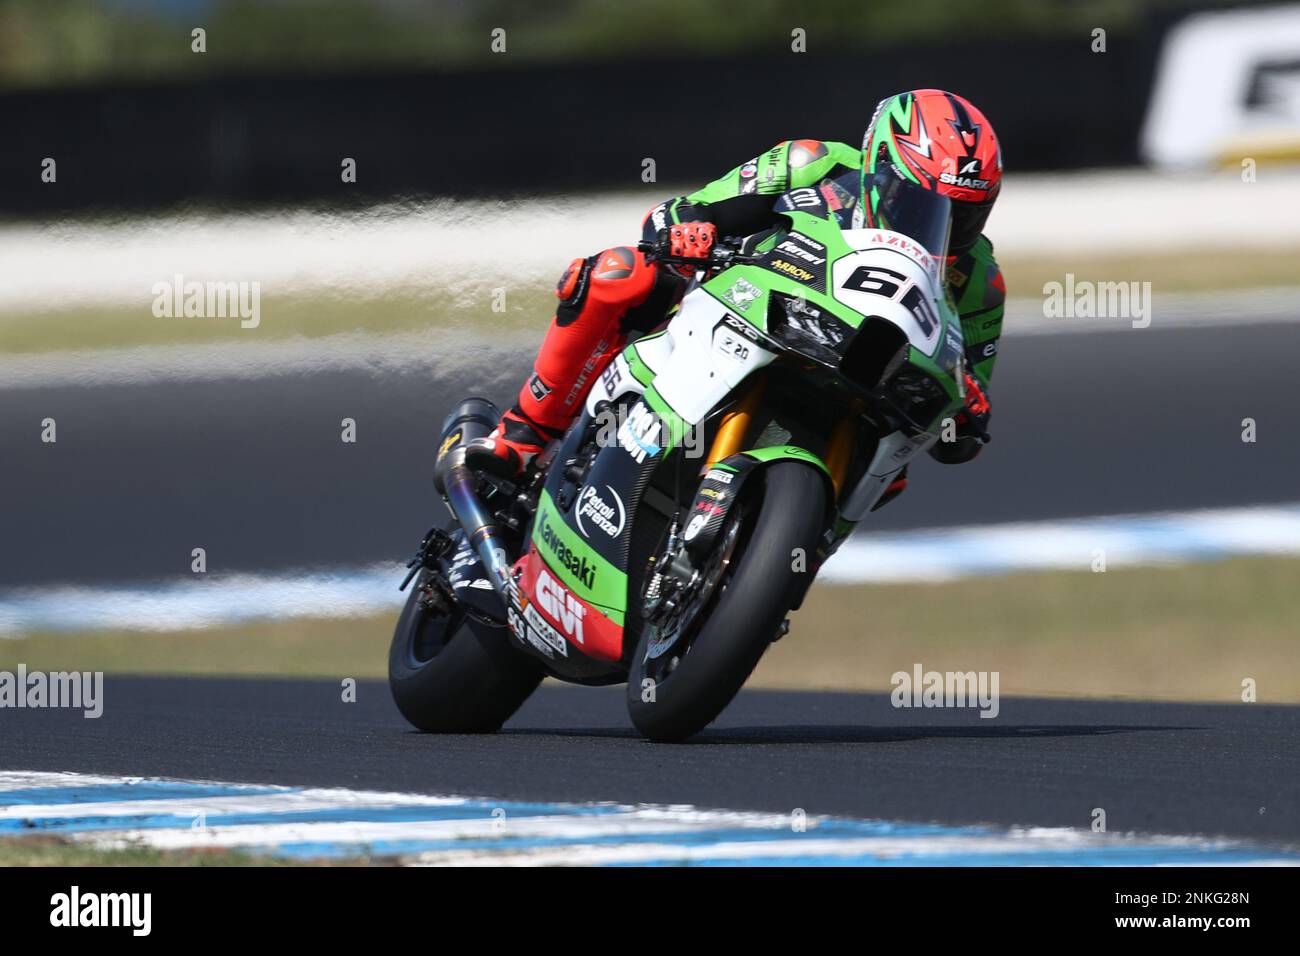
[700,205,966,435]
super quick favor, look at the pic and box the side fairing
[644,287,779,425]
[518,286,779,667]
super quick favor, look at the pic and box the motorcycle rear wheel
[388,571,543,733]
[626,461,825,742]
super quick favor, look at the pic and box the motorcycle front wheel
[626,461,825,742]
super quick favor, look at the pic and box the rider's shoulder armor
[785,140,862,190]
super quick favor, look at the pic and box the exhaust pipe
[432,398,513,609]
[439,449,515,607]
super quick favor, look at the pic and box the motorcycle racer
[466,89,1005,498]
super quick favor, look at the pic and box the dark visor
[868,167,952,261]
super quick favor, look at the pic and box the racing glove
[956,372,991,442]
[655,221,717,277]
[930,372,991,465]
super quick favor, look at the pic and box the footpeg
[400,526,454,591]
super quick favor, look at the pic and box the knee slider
[556,256,591,305]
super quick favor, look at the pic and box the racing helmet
[856,89,1003,256]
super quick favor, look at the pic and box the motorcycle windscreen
[865,170,953,264]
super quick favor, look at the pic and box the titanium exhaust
[432,398,514,610]
[438,448,515,608]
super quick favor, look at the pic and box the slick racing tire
[388,571,543,733]
[627,461,825,742]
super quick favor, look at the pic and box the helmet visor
[867,166,952,262]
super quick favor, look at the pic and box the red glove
[955,372,991,441]
[663,221,717,276]
[669,221,716,258]
[963,372,989,417]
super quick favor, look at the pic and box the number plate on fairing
[830,231,948,357]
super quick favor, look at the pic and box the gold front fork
[705,374,856,501]
[823,406,861,498]
[705,374,767,469]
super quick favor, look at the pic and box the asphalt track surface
[3,320,1298,587]
[1,677,1297,844]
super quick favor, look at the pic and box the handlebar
[636,238,749,272]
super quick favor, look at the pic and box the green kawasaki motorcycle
[390,175,973,742]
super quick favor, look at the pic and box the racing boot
[464,407,558,480]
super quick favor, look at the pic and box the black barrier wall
[2,33,1159,216]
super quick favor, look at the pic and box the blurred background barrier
[3,39,1155,214]
[1142,4,1300,168]
[0,0,1260,215]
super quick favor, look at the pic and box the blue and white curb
[2,502,1299,636]
[819,501,1300,584]
[2,772,1297,866]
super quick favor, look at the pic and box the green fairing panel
[737,447,838,526]
[532,490,628,625]
[739,445,831,474]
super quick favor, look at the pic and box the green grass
[1002,247,1300,301]
[0,280,553,356]
[0,280,556,354]
[1,615,393,679]
[759,555,1300,703]
[0,835,367,866]
[4,556,1298,703]
[3,247,1298,355]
